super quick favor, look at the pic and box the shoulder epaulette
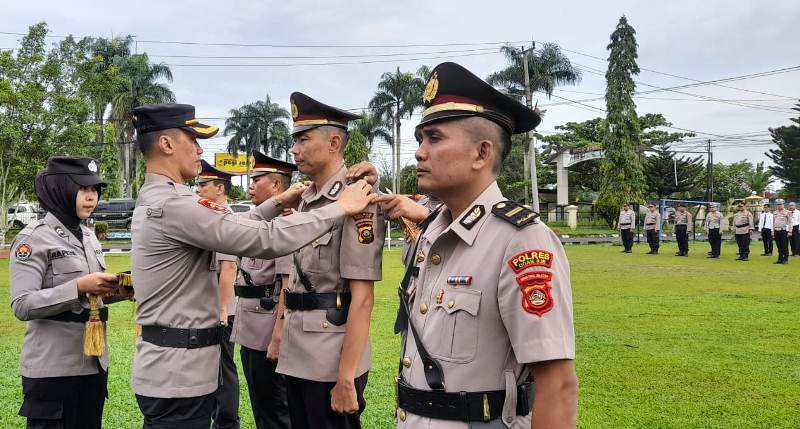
[491,200,539,228]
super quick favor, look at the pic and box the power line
[147,47,499,60]
[164,51,498,67]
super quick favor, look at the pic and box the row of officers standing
[10,61,577,429]
[618,201,798,263]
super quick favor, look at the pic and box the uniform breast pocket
[302,310,347,333]
[306,231,333,273]
[428,288,482,363]
[51,257,86,285]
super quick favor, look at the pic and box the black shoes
[707,254,719,259]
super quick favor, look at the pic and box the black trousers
[285,372,369,429]
[775,230,790,262]
[136,393,215,429]
[20,370,107,429]
[708,228,722,256]
[760,229,773,254]
[735,233,751,258]
[792,226,800,255]
[240,346,290,429]
[620,228,634,251]
[214,316,240,429]
[646,229,660,252]
[675,224,689,254]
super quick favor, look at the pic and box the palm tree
[352,112,392,153]
[745,162,774,196]
[487,43,582,100]
[110,53,174,196]
[369,68,425,193]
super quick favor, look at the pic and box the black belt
[44,307,108,323]
[675,224,687,228]
[397,379,533,422]
[234,285,268,299]
[284,291,351,311]
[140,325,222,349]
[645,223,655,225]
[735,224,749,228]
[619,223,631,226]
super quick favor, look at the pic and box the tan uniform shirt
[705,211,722,230]
[397,182,575,429]
[732,211,754,234]
[674,211,693,231]
[773,208,791,231]
[276,166,386,382]
[132,173,345,398]
[644,211,661,231]
[618,209,635,230]
[10,213,110,377]
[214,251,239,317]
[230,254,292,351]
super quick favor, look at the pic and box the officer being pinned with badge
[273,92,386,429]
[195,159,242,429]
[392,62,577,429]
[230,151,297,429]
[128,103,376,428]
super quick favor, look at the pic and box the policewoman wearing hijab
[10,156,128,429]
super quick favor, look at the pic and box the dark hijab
[34,157,106,242]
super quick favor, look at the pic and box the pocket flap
[312,231,333,247]
[301,310,347,333]
[435,289,481,316]
[51,257,85,275]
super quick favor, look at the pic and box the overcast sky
[4,0,799,183]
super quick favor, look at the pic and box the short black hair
[213,179,232,196]
[137,131,160,155]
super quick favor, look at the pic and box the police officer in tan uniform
[644,204,661,254]
[618,203,636,253]
[129,103,376,428]
[274,92,386,429]
[196,159,241,429]
[231,151,296,429]
[704,203,723,258]
[772,199,791,264]
[391,62,577,429]
[674,204,692,256]
[732,203,754,261]
[10,157,129,429]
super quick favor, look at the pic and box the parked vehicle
[90,198,136,229]
[6,203,40,228]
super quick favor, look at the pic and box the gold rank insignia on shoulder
[459,204,485,230]
[491,200,539,228]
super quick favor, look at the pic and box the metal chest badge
[353,212,374,244]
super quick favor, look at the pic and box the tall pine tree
[644,144,705,199]
[596,16,646,225]
[766,101,800,197]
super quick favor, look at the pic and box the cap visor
[291,124,322,136]
[182,123,219,139]
[416,111,480,130]
[69,174,108,188]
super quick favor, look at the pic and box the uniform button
[430,254,442,265]
[419,303,429,314]
[312,239,319,246]
[398,409,407,422]
[447,299,455,309]
[322,321,329,328]
[401,357,412,368]
[255,306,260,311]
[416,254,425,263]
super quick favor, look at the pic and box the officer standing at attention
[274,92,386,429]
[644,204,661,254]
[129,103,376,428]
[757,203,773,257]
[195,159,241,429]
[789,202,800,256]
[231,151,295,429]
[673,204,692,256]
[772,199,791,264]
[732,202,754,261]
[704,203,723,258]
[618,203,635,253]
[10,157,129,429]
[392,62,577,429]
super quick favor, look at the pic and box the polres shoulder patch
[14,243,33,261]
[198,198,231,214]
[492,201,539,228]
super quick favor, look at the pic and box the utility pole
[521,43,540,212]
[706,139,714,202]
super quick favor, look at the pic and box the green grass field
[1,243,798,428]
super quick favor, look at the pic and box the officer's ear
[155,130,180,156]
[328,130,343,154]
[472,138,495,172]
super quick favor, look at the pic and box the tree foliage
[344,130,369,167]
[644,144,705,199]
[766,102,800,197]
[487,43,581,99]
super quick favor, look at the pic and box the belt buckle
[187,328,199,348]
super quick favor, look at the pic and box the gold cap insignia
[422,72,439,104]
[291,102,299,120]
